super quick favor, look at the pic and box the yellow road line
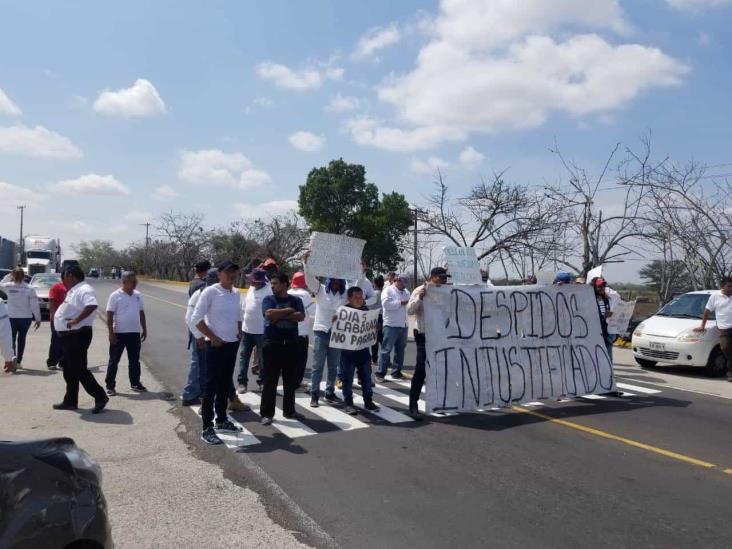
[513,406,725,472]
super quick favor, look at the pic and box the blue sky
[1,0,731,281]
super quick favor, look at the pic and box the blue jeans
[378,326,408,376]
[182,333,208,401]
[310,330,340,397]
[237,332,263,386]
[341,349,373,404]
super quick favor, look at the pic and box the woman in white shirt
[0,267,41,365]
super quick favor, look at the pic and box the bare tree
[545,137,658,277]
[244,212,310,269]
[155,212,206,281]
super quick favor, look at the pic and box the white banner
[329,306,381,350]
[607,299,636,335]
[443,246,482,285]
[423,285,615,412]
[586,265,603,283]
[307,232,366,281]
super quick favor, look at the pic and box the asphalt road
[92,279,732,549]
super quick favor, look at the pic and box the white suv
[632,290,727,376]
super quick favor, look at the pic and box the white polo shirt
[381,284,410,328]
[190,283,241,343]
[54,282,98,332]
[0,281,41,321]
[106,288,144,333]
[242,284,272,335]
[186,288,205,339]
[288,287,314,337]
[706,292,732,330]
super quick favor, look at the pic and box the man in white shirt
[237,269,271,393]
[52,266,108,414]
[376,274,411,382]
[696,276,732,382]
[406,267,449,418]
[104,271,148,396]
[191,260,247,445]
[288,272,315,388]
[1,300,17,373]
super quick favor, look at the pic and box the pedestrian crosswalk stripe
[334,389,414,423]
[293,395,370,431]
[237,393,318,438]
[616,382,661,395]
[578,394,607,400]
[189,406,261,448]
[372,383,426,412]
[389,378,425,393]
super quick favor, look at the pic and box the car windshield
[26,251,52,260]
[657,293,714,320]
[32,276,60,288]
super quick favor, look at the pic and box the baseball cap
[554,271,572,284]
[260,258,278,268]
[217,260,240,272]
[594,277,607,288]
[430,267,450,278]
[205,268,219,286]
[246,269,267,283]
[291,272,307,289]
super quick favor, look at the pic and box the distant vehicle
[0,437,112,549]
[88,268,100,278]
[632,290,727,376]
[61,258,80,271]
[23,235,61,276]
[0,236,16,270]
[30,273,62,318]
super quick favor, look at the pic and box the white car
[30,273,62,317]
[632,290,727,376]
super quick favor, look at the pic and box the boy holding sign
[337,287,380,415]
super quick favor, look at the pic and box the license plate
[649,342,666,351]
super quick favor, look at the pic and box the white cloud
[324,93,360,113]
[92,78,167,117]
[0,181,44,212]
[178,149,271,189]
[54,174,129,195]
[257,62,343,91]
[667,0,732,10]
[152,184,178,200]
[346,116,464,152]
[459,146,485,169]
[410,156,449,175]
[353,24,401,60]
[288,131,325,152]
[245,96,274,114]
[0,88,21,116]
[0,125,82,159]
[233,200,298,220]
[354,0,685,151]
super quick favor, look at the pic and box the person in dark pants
[180,260,211,405]
[46,279,67,370]
[104,271,148,395]
[370,275,384,366]
[52,266,108,414]
[260,273,305,424]
[0,267,41,366]
[191,260,249,445]
[406,267,450,420]
[287,272,314,388]
[339,287,380,415]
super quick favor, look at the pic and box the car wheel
[635,358,657,369]
[703,348,727,377]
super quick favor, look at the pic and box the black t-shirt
[188,278,206,297]
[262,294,304,341]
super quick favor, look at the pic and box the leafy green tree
[298,159,411,269]
[639,259,693,304]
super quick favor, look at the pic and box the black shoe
[324,392,341,403]
[201,426,223,445]
[92,397,109,414]
[181,397,201,406]
[364,400,380,411]
[47,364,59,371]
[344,404,357,415]
[215,420,242,432]
[53,402,78,411]
[284,411,305,420]
[310,396,319,408]
[131,383,147,392]
[391,371,405,380]
[106,387,117,396]
[408,407,424,421]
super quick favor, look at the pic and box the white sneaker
[260,416,273,426]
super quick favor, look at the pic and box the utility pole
[410,207,426,286]
[17,205,26,264]
[140,223,151,247]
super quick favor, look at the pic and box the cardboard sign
[607,299,636,335]
[307,232,366,281]
[443,246,482,285]
[329,306,381,350]
[423,284,615,412]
